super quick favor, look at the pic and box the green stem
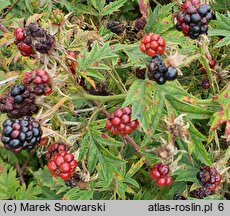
[199,46,215,94]
[71,93,127,102]
[110,64,127,93]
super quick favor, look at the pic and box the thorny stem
[15,163,24,184]
[15,150,35,185]
[0,22,10,33]
[71,93,127,102]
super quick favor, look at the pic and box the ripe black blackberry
[189,187,212,199]
[196,166,222,190]
[107,21,125,35]
[148,55,178,84]
[173,193,187,200]
[25,23,55,54]
[89,83,109,96]
[175,1,213,39]
[135,67,146,79]
[0,84,38,118]
[105,0,113,4]
[1,116,42,153]
[134,17,147,32]
[64,173,81,188]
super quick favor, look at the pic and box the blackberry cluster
[189,187,212,199]
[197,166,222,190]
[173,193,187,200]
[14,28,34,56]
[105,107,139,136]
[25,23,55,54]
[107,21,125,35]
[0,84,38,118]
[45,143,69,160]
[201,78,210,89]
[150,163,173,187]
[148,55,178,84]
[140,33,166,57]
[175,0,213,39]
[23,69,52,96]
[47,149,78,180]
[1,116,42,153]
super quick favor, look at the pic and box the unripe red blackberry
[0,84,39,118]
[105,107,139,136]
[140,33,166,57]
[189,187,212,198]
[47,150,77,180]
[17,42,34,56]
[150,163,173,187]
[175,0,213,39]
[14,28,25,41]
[23,69,52,96]
[197,166,222,190]
[1,116,42,153]
[46,143,69,160]
[107,20,125,35]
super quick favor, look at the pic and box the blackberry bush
[0,0,228,201]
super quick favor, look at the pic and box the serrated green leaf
[123,80,164,135]
[101,0,127,16]
[15,183,42,200]
[0,165,20,199]
[145,3,176,34]
[173,165,200,183]
[63,188,94,200]
[0,0,10,12]
[124,177,140,188]
[126,157,145,178]
[91,129,123,147]
[165,94,213,119]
